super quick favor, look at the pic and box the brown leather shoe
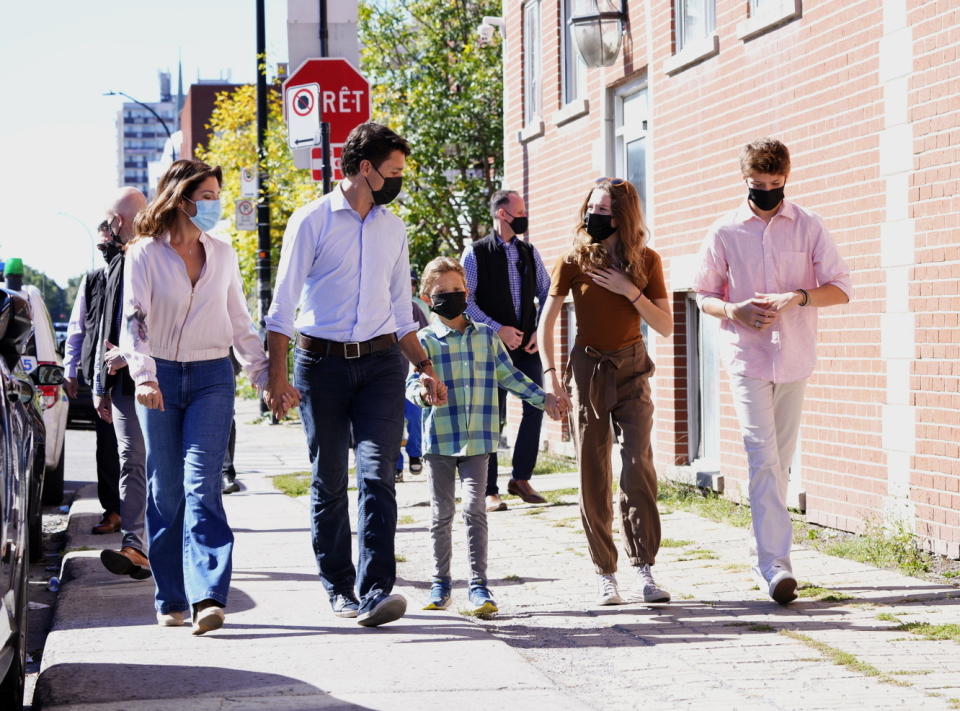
[507,479,548,505]
[91,512,121,535]
[101,546,152,580]
[485,494,508,512]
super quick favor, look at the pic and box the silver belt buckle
[344,341,361,359]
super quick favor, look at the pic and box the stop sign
[283,58,370,146]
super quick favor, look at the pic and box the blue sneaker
[330,592,359,618]
[357,592,407,627]
[423,579,452,610]
[467,581,498,616]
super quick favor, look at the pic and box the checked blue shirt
[406,318,547,457]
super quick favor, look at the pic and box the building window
[685,293,720,467]
[523,0,542,125]
[613,83,649,208]
[561,0,587,104]
[674,0,715,52]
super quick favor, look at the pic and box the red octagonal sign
[283,58,370,146]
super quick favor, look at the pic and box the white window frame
[674,0,716,52]
[560,0,587,106]
[612,81,650,211]
[684,293,720,471]
[523,0,542,128]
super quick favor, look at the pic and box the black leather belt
[297,333,397,359]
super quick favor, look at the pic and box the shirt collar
[494,231,517,249]
[734,198,795,224]
[329,183,384,217]
[429,316,476,339]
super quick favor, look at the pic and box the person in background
[91,187,152,581]
[538,178,673,607]
[396,269,430,482]
[693,138,852,604]
[408,257,563,614]
[63,212,124,534]
[121,159,271,635]
[461,190,551,512]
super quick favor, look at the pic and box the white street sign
[285,82,321,149]
[235,199,257,231]
[240,167,258,198]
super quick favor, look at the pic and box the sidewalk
[35,399,960,710]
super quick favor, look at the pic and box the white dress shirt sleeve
[226,250,269,388]
[63,273,87,378]
[265,208,315,339]
[391,224,418,340]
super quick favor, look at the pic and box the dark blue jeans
[486,346,544,495]
[396,398,424,470]
[137,357,235,614]
[294,343,405,607]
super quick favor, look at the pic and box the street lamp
[55,212,97,270]
[104,89,176,159]
[570,0,627,68]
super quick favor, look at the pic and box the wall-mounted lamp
[569,0,626,68]
[477,15,506,46]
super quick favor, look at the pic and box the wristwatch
[415,358,433,373]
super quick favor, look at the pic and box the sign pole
[319,0,332,195]
[256,0,272,417]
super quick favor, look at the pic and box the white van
[17,284,68,504]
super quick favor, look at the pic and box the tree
[21,264,68,322]
[359,0,504,268]
[196,84,317,296]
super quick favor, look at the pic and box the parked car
[16,285,68,505]
[0,287,61,710]
[66,371,97,430]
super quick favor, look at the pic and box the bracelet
[795,288,809,307]
[415,358,433,372]
[544,367,557,375]
[629,291,643,305]
[723,302,731,320]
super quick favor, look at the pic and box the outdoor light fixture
[569,0,626,68]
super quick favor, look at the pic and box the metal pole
[105,90,177,161]
[256,0,273,417]
[319,0,332,194]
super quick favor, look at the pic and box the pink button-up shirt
[693,200,853,383]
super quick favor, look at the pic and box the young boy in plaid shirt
[407,257,563,614]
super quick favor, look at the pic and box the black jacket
[471,232,537,350]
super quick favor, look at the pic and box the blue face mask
[183,197,221,232]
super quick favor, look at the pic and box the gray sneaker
[597,573,624,605]
[331,593,360,618]
[636,564,671,602]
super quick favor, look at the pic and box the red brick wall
[501,0,958,556]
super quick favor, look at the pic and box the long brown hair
[568,179,650,289]
[133,159,223,238]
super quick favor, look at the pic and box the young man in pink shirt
[693,138,853,604]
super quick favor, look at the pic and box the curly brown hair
[420,256,466,300]
[133,159,223,239]
[739,138,791,176]
[568,179,650,290]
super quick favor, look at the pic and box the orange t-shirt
[549,247,668,352]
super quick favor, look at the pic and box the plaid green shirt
[406,317,547,457]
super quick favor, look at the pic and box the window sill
[664,34,720,76]
[518,118,545,144]
[551,98,589,128]
[737,0,802,42]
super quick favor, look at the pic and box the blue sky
[0,1,289,286]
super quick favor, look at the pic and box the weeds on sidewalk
[876,613,960,643]
[532,452,578,475]
[779,629,910,686]
[272,471,356,497]
[660,538,694,548]
[796,582,853,602]
[656,479,752,529]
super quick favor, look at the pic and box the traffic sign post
[282,58,370,191]
[240,167,258,198]
[235,199,257,231]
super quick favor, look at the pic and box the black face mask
[584,213,616,243]
[367,164,403,205]
[504,211,528,235]
[748,186,785,212]
[430,291,467,320]
[97,240,122,264]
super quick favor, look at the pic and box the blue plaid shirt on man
[406,317,547,457]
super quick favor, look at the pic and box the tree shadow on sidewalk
[34,662,373,709]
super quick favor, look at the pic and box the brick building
[497,0,959,557]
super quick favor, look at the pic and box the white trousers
[728,374,807,580]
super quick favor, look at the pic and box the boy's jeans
[728,374,807,580]
[294,343,405,607]
[425,454,489,583]
[137,357,235,614]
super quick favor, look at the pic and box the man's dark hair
[489,189,519,219]
[340,122,411,177]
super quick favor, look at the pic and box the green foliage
[21,263,68,321]
[196,84,317,297]
[359,0,504,269]
[532,453,579,475]
[796,582,853,602]
[820,521,932,576]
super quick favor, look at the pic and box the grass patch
[796,582,853,602]
[532,452,578,475]
[818,521,932,576]
[943,570,960,579]
[398,515,415,525]
[661,538,695,548]
[273,472,311,497]
[503,574,523,582]
[459,608,497,620]
[895,621,960,643]
[657,479,752,529]
[876,612,900,623]
[676,548,719,561]
[779,629,909,686]
[723,563,752,573]
[524,508,546,516]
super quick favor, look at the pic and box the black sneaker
[408,457,423,473]
[222,475,240,494]
[330,593,360,618]
[357,592,406,627]
[395,468,404,483]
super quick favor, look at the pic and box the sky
[0,1,290,287]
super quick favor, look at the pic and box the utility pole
[256,0,272,417]
[319,0,332,195]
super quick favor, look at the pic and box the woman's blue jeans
[137,357,235,614]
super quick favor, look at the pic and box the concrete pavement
[35,399,960,710]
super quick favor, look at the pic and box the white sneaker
[636,564,671,602]
[156,610,186,627]
[767,567,798,605]
[192,606,225,635]
[597,573,624,605]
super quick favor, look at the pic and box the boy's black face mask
[748,186,785,211]
[430,291,467,320]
